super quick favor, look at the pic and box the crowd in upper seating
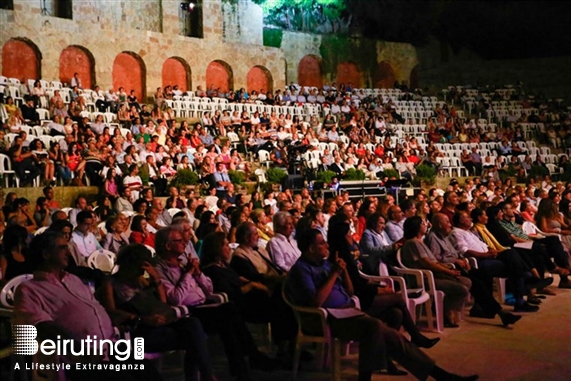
[2,74,570,193]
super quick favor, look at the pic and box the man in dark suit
[139,154,167,196]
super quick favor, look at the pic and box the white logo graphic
[12,325,144,361]
[13,325,38,355]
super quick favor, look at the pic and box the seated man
[13,232,160,381]
[427,213,521,326]
[71,210,102,262]
[286,229,478,381]
[450,210,539,312]
[268,212,301,272]
[153,227,278,379]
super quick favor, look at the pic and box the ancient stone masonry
[0,0,284,100]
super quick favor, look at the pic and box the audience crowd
[1,78,570,381]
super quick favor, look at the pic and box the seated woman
[99,244,216,381]
[129,215,156,248]
[0,224,33,284]
[102,215,130,255]
[328,217,439,359]
[401,216,471,328]
[201,231,296,358]
[360,213,402,273]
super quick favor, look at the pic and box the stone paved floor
[160,285,571,381]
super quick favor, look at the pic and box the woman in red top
[129,215,155,248]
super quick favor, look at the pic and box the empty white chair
[87,249,117,273]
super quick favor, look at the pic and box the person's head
[200,232,231,266]
[273,211,294,237]
[155,226,186,258]
[250,209,268,225]
[399,199,417,218]
[115,244,153,279]
[236,222,259,248]
[431,213,452,235]
[75,196,88,210]
[2,224,29,254]
[47,219,73,240]
[43,186,55,200]
[172,217,193,244]
[500,202,514,220]
[130,215,147,233]
[443,191,459,208]
[327,219,352,253]
[366,212,386,234]
[387,205,404,222]
[470,208,488,225]
[297,229,328,260]
[403,216,426,240]
[76,211,94,235]
[485,206,502,224]
[28,232,69,271]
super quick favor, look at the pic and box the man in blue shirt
[286,229,478,381]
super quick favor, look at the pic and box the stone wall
[222,0,263,46]
[0,0,284,100]
[416,38,571,101]
[280,31,418,88]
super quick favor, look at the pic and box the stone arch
[2,38,41,81]
[336,62,362,89]
[373,61,396,89]
[247,65,273,94]
[410,65,419,90]
[206,60,233,94]
[297,55,322,88]
[162,57,191,92]
[59,45,95,89]
[112,51,146,102]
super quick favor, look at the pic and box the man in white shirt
[268,212,301,272]
[449,211,539,313]
[71,210,102,262]
[385,205,405,242]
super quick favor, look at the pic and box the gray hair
[155,226,178,258]
[172,216,191,226]
[273,211,291,231]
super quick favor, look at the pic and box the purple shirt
[286,257,352,308]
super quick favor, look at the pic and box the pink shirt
[14,271,115,340]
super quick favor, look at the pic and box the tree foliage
[252,0,350,33]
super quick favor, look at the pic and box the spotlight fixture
[180,2,195,12]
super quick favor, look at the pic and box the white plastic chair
[0,274,33,308]
[396,250,445,332]
[34,226,49,236]
[168,208,181,217]
[87,249,117,273]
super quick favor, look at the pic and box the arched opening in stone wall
[59,45,95,89]
[336,62,362,89]
[2,38,41,81]
[373,61,396,89]
[112,51,146,103]
[410,65,419,90]
[297,55,323,88]
[162,57,191,92]
[247,66,273,94]
[206,60,233,94]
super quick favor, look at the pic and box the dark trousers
[478,249,527,303]
[364,293,424,342]
[137,317,212,381]
[14,159,41,186]
[464,268,502,315]
[190,302,257,377]
[328,314,435,378]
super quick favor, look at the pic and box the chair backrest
[521,221,539,235]
[0,274,34,308]
[168,208,181,217]
[87,249,117,273]
[34,226,49,236]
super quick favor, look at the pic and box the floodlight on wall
[180,2,195,12]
